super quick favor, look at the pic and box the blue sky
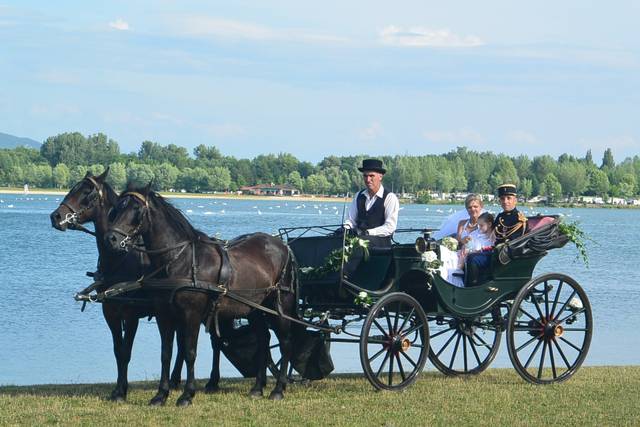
[2,1,639,162]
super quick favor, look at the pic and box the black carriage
[279,215,592,390]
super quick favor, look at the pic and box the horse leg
[149,314,175,406]
[169,329,184,390]
[269,299,295,400]
[204,332,222,393]
[176,312,202,407]
[248,314,269,398]
[104,305,139,402]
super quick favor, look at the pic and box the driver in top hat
[343,158,399,247]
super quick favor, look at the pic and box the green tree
[127,163,155,187]
[305,174,330,194]
[52,163,70,188]
[601,148,615,169]
[153,163,180,190]
[70,165,89,184]
[107,162,127,190]
[209,166,232,191]
[286,171,304,191]
[556,161,588,197]
[541,173,562,202]
[588,168,610,196]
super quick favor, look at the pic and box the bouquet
[441,236,459,252]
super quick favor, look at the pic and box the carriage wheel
[427,308,501,376]
[359,292,429,391]
[507,273,592,384]
[267,342,302,382]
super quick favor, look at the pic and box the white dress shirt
[344,185,399,237]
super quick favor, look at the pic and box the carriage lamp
[415,236,437,254]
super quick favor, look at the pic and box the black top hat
[497,184,517,197]
[358,158,386,174]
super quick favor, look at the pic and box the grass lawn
[1,366,638,426]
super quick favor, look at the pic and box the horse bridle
[57,176,104,235]
[109,191,150,250]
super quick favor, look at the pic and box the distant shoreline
[2,188,638,209]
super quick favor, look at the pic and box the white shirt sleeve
[366,192,399,237]
[343,192,360,229]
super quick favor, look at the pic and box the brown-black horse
[49,170,192,401]
[104,184,298,406]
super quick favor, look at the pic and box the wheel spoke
[449,333,462,369]
[373,319,390,339]
[551,337,572,369]
[537,340,548,379]
[384,308,393,334]
[471,331,493,350]
[558,336,583,352]
[369,346,387,363]
[399,350,418,368]
[398,308,415,335]
[462,334,468,372]
[549,340,557,379]
[549,280,564,319]
[375,350,391,378]
[556,308,586,325]
[401,321,425,337]
[523,338,543,369]
[516,334,541,353]
[552,290,577,322]
[396,353,407,382]
[531,291,545,322]
[469,336,482,366]
[435,330,458,357]
[518,307,544,325]
[543,280,550,319]
[430,326,455,339]
[388,351,395,386]
[392,302,401,332]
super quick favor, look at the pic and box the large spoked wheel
[359,292,429,391]
[507,273,592,384]
[428,308,502,376]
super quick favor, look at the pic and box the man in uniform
[465,183,527,286]
[343,158,399,247]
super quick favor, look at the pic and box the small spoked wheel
[359,292,429,391]
[428,308,501,376]
[507,273,592,384]
[268,342,300,382]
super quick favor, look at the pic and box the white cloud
[506,130,538,145]
[358,122,383,140]
[380,25,484,48]
[167,15,349,44]
[423,128,485,145]
[109,18,130,31]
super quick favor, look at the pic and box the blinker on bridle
[57,176,104,235]
[110,191,150,250]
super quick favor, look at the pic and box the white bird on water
[257,210,262,215]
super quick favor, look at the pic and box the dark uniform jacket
[493,207,527,245]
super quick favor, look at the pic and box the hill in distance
[0,132,41,149]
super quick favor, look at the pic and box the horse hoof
[249,390,263,399]
[204,384,220,394]
[176,397,192,407]
[149,395,167,407]
[269,391,284,401]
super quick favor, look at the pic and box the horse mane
[102,181,119,208]
[145,190,205,242]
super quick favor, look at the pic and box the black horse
[49,170,190,400]
[104,184,298,406]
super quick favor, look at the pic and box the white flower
[358,291,368,299]
[422,251,438,263]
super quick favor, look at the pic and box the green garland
[558,218,592,267]
[299,236,370,279]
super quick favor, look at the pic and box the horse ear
[97,166,110,181]
[144,181,153,195]
[84,171,92,178]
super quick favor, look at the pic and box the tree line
[0,131,639,201]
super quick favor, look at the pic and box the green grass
[1,367,638,426]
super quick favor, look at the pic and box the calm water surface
[0,193,638,385]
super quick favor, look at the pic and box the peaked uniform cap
[497,184,517,197]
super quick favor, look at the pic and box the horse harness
[57,175,105,236]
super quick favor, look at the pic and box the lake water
[1,193,638,386]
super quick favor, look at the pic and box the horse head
[50,167,111,231]
[105,182,153,253]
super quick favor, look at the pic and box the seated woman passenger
[456,194,485,247]
[458,212,495,269]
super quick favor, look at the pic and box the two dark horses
[51,173,298,406]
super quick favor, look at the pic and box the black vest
[356,188,390,231]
